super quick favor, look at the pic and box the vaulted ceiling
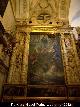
[1,0,80,33]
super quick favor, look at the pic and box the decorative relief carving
[61,33,80,84]
[7,31,30,84]
[29,0,57,25]
[23,0,27,13]
[76,40,80,59]
[37,13,51,24]
[76,27,80,61]
[23,0,29,19]
[15,0,70,26]
[7,32,28,84]
[21,32,30,84]
[59,0,67,18]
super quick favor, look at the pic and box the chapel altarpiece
[2,0,80,101]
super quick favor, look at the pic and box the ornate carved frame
[2,26,80,101]
[14,25,80,85]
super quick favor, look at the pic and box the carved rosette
[61,33,80,84]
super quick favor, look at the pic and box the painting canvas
[28,33,65,85]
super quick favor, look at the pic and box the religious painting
[28,33,65,85]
